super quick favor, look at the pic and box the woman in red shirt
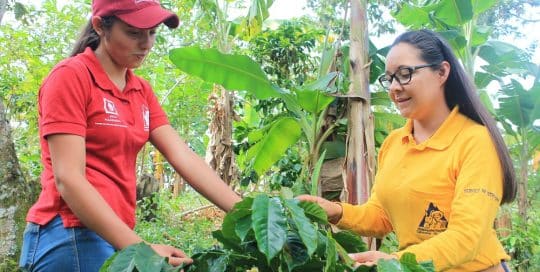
[19,1,241,271]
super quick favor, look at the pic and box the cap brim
[116,5,179,29]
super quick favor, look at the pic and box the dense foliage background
[0,0,538,271]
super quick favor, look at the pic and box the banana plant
[495,78,540,220]
[171,46,339,185]
[188,0,276,186]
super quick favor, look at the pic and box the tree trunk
[494,208,512,238]
[517,148,529,219]
[343,0,375,205]
[0,0,7,25]
[0,100,34,263]
[205,84,238,186]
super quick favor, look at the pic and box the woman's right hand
[150,244,193,266]
[296,195,343,224]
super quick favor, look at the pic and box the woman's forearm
[55,172,143,249]
[150,125,241,212]
[49,134,142,250]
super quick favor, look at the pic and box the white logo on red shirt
[142,105,150,131]
[103,98,119,115]
[96,97,127,128]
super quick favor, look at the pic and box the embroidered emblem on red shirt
[97,98,127,128]
[104,98,118,115]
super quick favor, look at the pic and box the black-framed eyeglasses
[378,63,439,90]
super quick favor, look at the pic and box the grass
[135,189,225,255]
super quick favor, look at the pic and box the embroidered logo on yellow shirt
[417,202,448,235]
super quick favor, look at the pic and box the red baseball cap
[92,0,179,29]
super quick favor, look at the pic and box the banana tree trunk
[517,144,529,219]
[205,84,238,186]
[0,100,34,262]
[343,0,375,205]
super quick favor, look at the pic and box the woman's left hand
[348,251,397,267]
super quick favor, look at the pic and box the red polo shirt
[27,47,169,229]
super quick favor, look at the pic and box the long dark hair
[392,29,516,204]
[70,16,117,57]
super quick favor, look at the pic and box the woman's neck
[94,47,127,92]
[412,106,451,143]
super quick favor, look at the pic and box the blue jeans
[19,215,115,272]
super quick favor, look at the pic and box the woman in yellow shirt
[299,29,516,271]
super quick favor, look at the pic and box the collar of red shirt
[79,47,144,94]
[400,106,468,150]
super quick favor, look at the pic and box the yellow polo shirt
[337,107,510,271]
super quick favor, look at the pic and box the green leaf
[251,195,287,263]
[478,90,495,115]
[169,47,279,99]
[439,30,467,52]
[248,117,302,175]
[212,230,243,252]
[373,112,406,132]
[299,201,329,225]
[471,26,492,47]
[320,46,338,78]
[295,72,337,114]
[221,197,254,244]
[370,50,386,84]
[371,91,392,107]
[471,0,497,14]
[99,252,119,272]
[399,253,435,272]
[228,198,255,241]
[324,232,338,272]
[283,199,318,256]
[204,254,228,272]
[315,230,329,256]
[303,72,339,92]
[295,90,333,115]
[106,243,166,272]
[243,0,275,38]
[341,45,351,77]
[221,208,247,243]
[377,258,403,272]
[393,3,432,28]
[498,79,540,128]
[434,0,473,26]
[280,92,305,117]
[333,230,368,253]
[333,238,357,268]
[283,232,310,271]
[310,150,327,196]
[246,123,271,148]
[354,265,376,272]
[474,71,499,89]
[236,215,253,242]
[419,261,437,272]
[242,102,261,128]
[187,250,230,272]
[478,41,537,77]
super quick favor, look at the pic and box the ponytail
[70,16,117,57]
